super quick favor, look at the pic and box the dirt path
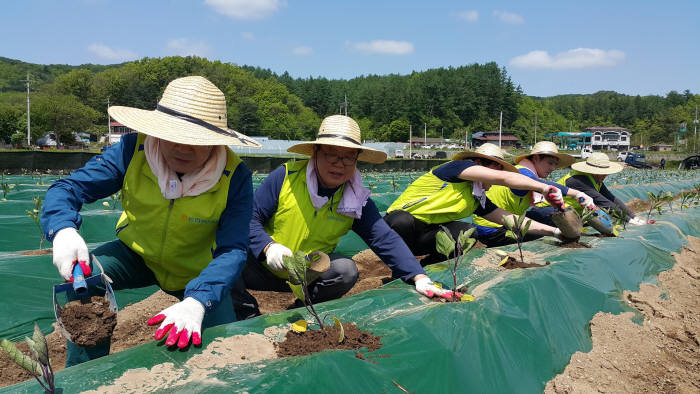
[545,236,700,393]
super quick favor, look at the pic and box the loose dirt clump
[559,241,591,249]
[500,256,551,269]
[545,236,700,393]
[60,296,116,347]
[276,322,382,358]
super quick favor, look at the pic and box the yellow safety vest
[558,171,601,215]
[116,133,241,291]
[472,165,532,228]
[387,163,479,224]
[264,160,354,278]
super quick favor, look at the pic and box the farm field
[0,169,699,392]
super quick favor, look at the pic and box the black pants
[476,227,543,248]
[231,249,359,321]
[383,210,476,266]
[525,206,557,227]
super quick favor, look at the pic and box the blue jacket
[41,133,253,311]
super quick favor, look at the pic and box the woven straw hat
[452,143,518,173]
[108,76,261,147]
[287,115,387,164]
[571,152,623,175]
[514,141,575,168]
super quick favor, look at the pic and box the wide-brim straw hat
[108,76,261,147]
[571,152,623,175]
[452,143,518,173]
[287,115,387,164]
[514,141,576,168]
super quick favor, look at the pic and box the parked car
[617,151,632,162]
[679,155,700,170]
[394,149,404,158]
[625,153,652,169]
[412,152,424,159]
[433,151,447,159]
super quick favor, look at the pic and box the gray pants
[232,250,359,320]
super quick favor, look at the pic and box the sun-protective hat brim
[287,141,387,164]
[571,159,623,175]
[514,151,576,168]
[287,115,387,164]
[108,106,261,147]
[452,151,518,173]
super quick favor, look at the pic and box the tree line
[1,56,698,149]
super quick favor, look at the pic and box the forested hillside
[1,56,698,148]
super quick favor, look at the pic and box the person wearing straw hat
[384,143,570,265]
[555,152,645,225]
[41,76,261,366]
[471,141,597,247]
[231,115,456,319]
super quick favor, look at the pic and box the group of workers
[41,76,648,368]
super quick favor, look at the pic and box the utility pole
[107,97,112,145]
[21,72,32,146]
[534,113,538,145]
[424,123,427,146]
[409,125,412,158]
[498,111,503,148]
[339,94,348,116]
[694,105,698,153]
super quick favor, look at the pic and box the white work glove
[52,227,90,281]
[265,243,292,271]
[575,192,596,210]
[628,217,647,226]
[415,276,458,299]
[542,186,564,209]
[148,297,205,349]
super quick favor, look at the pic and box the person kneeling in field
[42,76,259,366]
[547,152,647,226]
[471,142,597,247]
[384,143,571,266]
[231,115,453,320]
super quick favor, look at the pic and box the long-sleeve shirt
[249,165,425,282]
[41,133,252,311]
[563,175,635,220]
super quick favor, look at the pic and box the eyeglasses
[319,149,359,166]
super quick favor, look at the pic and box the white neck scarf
[517,158,544,205]
[144,136,227,199]
[305,157,371,219]
[472,181,487,208]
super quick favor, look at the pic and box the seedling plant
[283,251,344,342]
[102,191,122,210]
[435,226,477,301]
[0,323,55,393]
[502,213,531,264]
[646,191,674,221]
[26,196,45,250]
[678,190,699,211]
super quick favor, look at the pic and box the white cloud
[510,48,626,69]
[166,38,211,57]
[493,10,524,24]
[205,0,284,20]
[348,40,414,55]
[87,44,137,61]
[241,32,255,40]
[292,46,312,55]
[453,10,479,22]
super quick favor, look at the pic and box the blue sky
[2,0,698,97]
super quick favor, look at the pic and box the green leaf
[283,251,308,285]
[505,230,517,240]
[0,339,42,376]
[501,215,514,230]
[435,230,455,259]
[30,323,49,366]
[522,218,532,234]
[457,228,475,249]
[333,317,344,343]
[285,281,306,302]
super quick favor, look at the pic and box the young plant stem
[301,282,323,329]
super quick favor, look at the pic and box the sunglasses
[318,148,359,166]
